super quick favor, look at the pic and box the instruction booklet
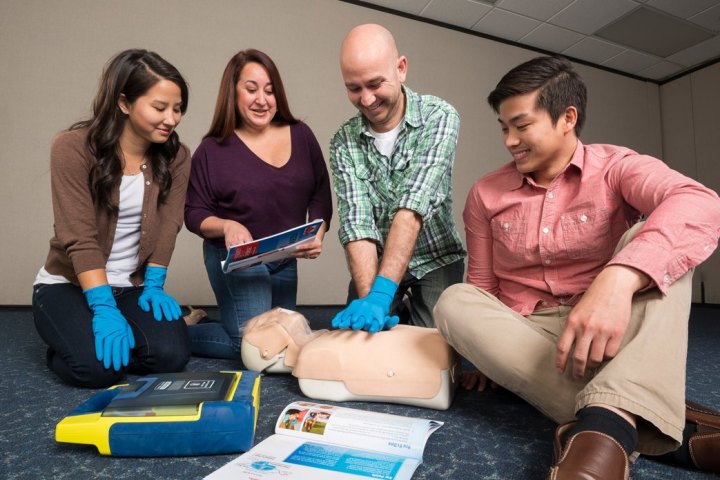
[204,400,443,480]
[222,219,323,273]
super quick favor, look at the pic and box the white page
[204,435,420,480]
[204,401,442,480]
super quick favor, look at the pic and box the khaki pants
[434,222,692,455]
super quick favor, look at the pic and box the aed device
[55,371,261,457]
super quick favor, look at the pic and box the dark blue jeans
[32,283,190,388]
[348,259,465,328]
[188,241,298,359]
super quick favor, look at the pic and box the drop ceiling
[347,0,720,83]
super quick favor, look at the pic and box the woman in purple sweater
[185,49,333,359]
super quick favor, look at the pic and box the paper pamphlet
[204,400,443,480]
[221,219,323,274]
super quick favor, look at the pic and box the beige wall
[0,0,672,305]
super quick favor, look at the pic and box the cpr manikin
[241,308,459,410]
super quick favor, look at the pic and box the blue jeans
[188,241,298,359]
[32,283,190,388]
[348,259,465,328]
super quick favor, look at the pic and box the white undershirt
[35,174,145,287]
[369,122,402,158]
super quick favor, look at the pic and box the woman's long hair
[205,49,298,141]
[71,49,189,213]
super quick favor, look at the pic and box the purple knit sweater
[185,122,333,247]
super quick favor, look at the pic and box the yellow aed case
[56,370,260,456]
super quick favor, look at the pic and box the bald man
[329,24,465,332]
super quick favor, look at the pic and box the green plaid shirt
[330,86,466,278]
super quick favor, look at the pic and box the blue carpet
[1,306,718,479]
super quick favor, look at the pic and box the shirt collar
[507,139,585,190]
[358,85,417,139]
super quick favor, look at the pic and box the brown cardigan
[43,128,191,286]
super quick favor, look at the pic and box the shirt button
[141,164,147,170]
[145,181,151,186]
[663,274,671,284]
[503,222,510,230]
[580,214,588,222]
[547,192,554,199]
[542,227,549,234]
[545,259,551,265]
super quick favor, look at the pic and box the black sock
[565,407,639,455]
[655,422,696,467]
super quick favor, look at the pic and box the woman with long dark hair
[33,49,192,388]
[185,49,332,359]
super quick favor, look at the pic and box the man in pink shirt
[434,56,720,479]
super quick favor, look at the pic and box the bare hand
[292,238,322,259]
[460,370,497,392]
[292,238,323,260]
[556,265,649,379]
[223,221,253,250]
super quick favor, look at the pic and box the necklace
[124,163,146,176]
[123,159,147,176]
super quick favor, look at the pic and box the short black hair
[487,56,587,136]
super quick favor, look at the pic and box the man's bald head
[339,24,407,132]
[341,24,399,71]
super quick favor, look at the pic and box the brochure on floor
[204,400,443,480]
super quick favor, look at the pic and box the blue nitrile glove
[331,275,399,333]
[84,284,136,371]
[138,265,182,321]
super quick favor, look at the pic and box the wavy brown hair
[71,49,189,213]
[205,49,298,141]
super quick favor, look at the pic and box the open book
[204,400,443,480]
[222,219,323,274]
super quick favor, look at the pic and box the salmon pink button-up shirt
[464,141,720,315]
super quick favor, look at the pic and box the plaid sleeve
[329,129,382,246]
[395,104,460,222]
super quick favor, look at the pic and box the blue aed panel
[56,371,260,457]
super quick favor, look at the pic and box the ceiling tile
[549,0,638,35]
[646,0,720,19]
[667,34,720,67]
[470,8,541,41]
[637,60,686,80]
[519,23,584,52]
[601,49,661,73]
[562,37,626,64]
[360,0,431,16]
[596,6,714,57]
[420,0,492,29]
[354,0,720,82]
[494,0,573,21]
[688,4,720,32]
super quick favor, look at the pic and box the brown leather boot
[685,401,720,473]
[548,422,629,480]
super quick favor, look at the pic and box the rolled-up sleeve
[329,130,382,246]
[395,106,459,223]
[606,154,720,293]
